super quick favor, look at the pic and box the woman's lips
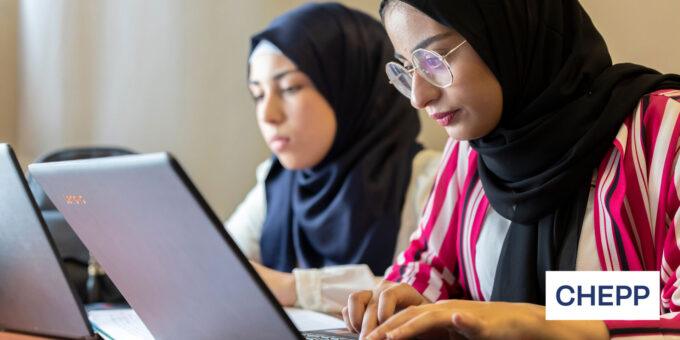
[429,109,460,127]
[269,136,290,151]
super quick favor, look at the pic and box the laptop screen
[0,144,94,339]
[29,152,304,340]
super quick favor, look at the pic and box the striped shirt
[385,89,680,338]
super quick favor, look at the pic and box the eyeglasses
[386,40,467,99]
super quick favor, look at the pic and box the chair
[26,146,134,304]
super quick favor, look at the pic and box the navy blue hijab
[250,3,422,274]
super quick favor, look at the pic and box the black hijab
[384,0,680,303]
[251,3,422,274]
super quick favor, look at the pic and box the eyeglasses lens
[413,49,452,87]
[386,62,413,98]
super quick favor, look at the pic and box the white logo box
[545,271,660,320]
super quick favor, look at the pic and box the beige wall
[13,0,446,221]
[8,0,679,221]
[0,0,17,148]
[580,0,680,75]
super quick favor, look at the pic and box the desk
[0,332,55,340]
[1,307,346,339]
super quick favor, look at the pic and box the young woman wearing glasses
[343,0,680,339]
[225,3,441,314]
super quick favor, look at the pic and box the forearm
[529,305,609,340]
[543,320,609,340]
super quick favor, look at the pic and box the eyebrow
[248,69,300,85]
[394,32,456,60]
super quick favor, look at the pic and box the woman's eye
[252,93,264,102]
[282,85,302,94]
[425,56,443,68]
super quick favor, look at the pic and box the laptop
[29,151,358,340]
[0,143,101,339]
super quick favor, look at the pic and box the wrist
[533,306,608,340]
[284,272,297,305]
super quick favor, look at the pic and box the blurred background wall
[0,0,678,220]
[0,0,17,153]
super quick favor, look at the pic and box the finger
[451,312,484,339]
[366,305,421,340]
[379,310,452,340]
[377,283,425,323]
[342,306,356,333]
[376,287,398,324]
[347,290,373,333]
[359,300,380,339]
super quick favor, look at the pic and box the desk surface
[0,307,346,340]
[0,332,55,340]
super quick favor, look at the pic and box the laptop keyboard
[302,328,358,339]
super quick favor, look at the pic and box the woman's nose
[260,95,285,125]
[410,71,439,109]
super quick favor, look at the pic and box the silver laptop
[0,143,100,339]
[29,152,357,340]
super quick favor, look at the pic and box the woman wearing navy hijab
[226,2,441,313]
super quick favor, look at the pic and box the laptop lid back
[29,152,302,340]
[0,144,94,339]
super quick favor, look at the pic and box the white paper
[284,307,346,331]
[88,309,154,340]
[88,307,345,338]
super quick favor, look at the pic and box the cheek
[255,109,265,131]
[460,65,502,122]
[293,102,335,147]
[476,72,503,127]
[285,101,313,138]
[284,96,337,166]
[442,62,502,140]
[255,109,271,137]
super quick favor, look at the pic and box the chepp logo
[545,271,660,320]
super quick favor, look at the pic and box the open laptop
[0,143,101,339]
[29,151,358,340]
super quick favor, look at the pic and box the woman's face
[248,53,337,170]
[384,2,503,140]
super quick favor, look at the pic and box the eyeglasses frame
[387,39,468,95]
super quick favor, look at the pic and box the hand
[341,280,429,339]
[250,261,297,306]
[364,299,609,340]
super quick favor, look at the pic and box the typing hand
[363,299,609,340]
[342,280,429,339]
[250,261,297,307]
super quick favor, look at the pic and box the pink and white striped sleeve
[384,138,465,302]
[606,91,680,337]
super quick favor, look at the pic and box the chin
[445,125,491,141]
[445,127,474,141]
[276,154,313,170]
